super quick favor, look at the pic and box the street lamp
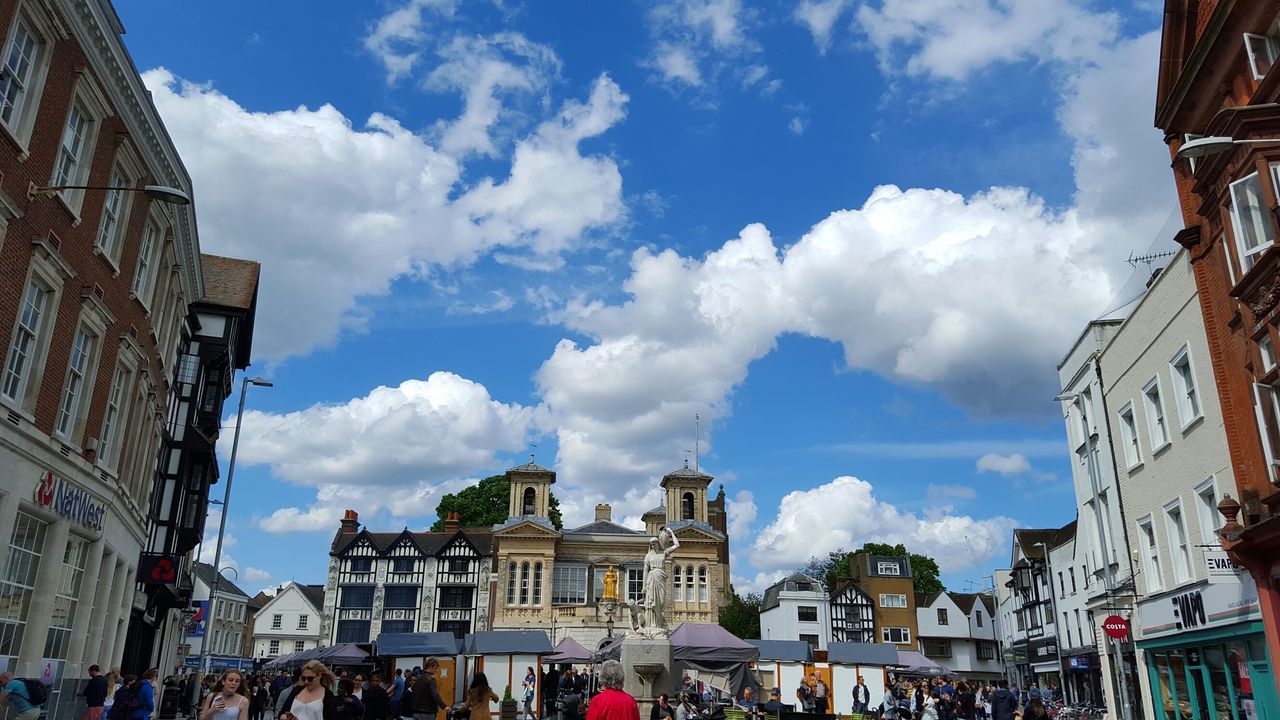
[26,181,192,205]
[193,376,272,704]
[1174,135,1280,160]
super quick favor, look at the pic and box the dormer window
[681,492,695,520]
[877,560,901,575]
[349,558,372,573]
[1246,24,1280,81]
[522,487,536,515]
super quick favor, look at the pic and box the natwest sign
[35,471,106,531]
[1102,615,1129,639]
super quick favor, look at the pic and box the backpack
[109,686,139,720]
[20,679,48,706]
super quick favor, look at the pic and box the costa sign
[1102,615,1130,640]
[35,471,106,531]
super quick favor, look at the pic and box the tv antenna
[1126,249,1176,269]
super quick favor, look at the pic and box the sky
[113,0,1178,598]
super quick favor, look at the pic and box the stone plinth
[621,635,673,716]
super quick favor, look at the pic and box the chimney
[595,504,612,522]
[340,509,359,535]
[444,511,461,532]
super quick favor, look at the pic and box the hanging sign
[34,471,106,531]
[1204,549,1245,583]
[1102,615,1129,640]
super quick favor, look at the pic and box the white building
[1097,249,1268,720]
[914,592,1001,680]
[1046,529,1102,704]
[183,562,251,669]
[250,582,325,660]
[1002,526,1071,691]
[759,573,832,650]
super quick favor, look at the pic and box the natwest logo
[34,471,106,531]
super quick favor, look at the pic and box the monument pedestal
[621,635,673,716]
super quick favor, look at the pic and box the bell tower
[662,462,713,524]
[506,458,556,519]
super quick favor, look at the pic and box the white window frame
[879,593,907,608]
[293,640,305,653]
[94,144,144,271]
[2,249,70,414]
[131,219,161,308]
[49,71,113,217]
[1194,478,1221,546]
[54,324,99,441]
[881,626,911,644]
[297,614,308,630]
[1143,377,1171,453]
[271,613,282,629]
[876,560,901,575]
[1137,516,1163,594]
[1253,382,1280,483]
[95,362,133,471]
[1117,402,1142,470]
[551,563,587,606]
[1169,346,1203,430]
[1228,170,1276,272]
[1245,32,1280,81]
[1262,333,1277,373]
[268,639,279,655]
[1164,500,1193,585]
[0,5,56,155]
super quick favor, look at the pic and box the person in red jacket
[585,662,637,720]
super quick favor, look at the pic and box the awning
[377,632,461,657]
[749,640,813,663]
[462,631,554,656]
[545,637,592,664]
[318,643,372,665]
[828,642,900,666]
[895,650,952,676]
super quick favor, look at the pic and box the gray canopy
[828,642,899,666]
[594,624,761,698]
[377,632,462,657]
[462,631,553,656]
[749,640,813,663]
[545,637,593,664]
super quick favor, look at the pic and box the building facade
[0,0,221,716]
[914,592,1001,680]
[758,573,831,650]
[1046,529,1104,705]
[321,511,494,644]
[847,553,919,649]
[829,578,876,644]
[250,582,324,660]
[1098,250,1277,720]
[1003,526,1074,691]
[182,562,251,671]
[1154,0,1280,700]
[489,461,731,649]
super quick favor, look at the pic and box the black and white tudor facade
[320,511,493,642]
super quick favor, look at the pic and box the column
[83,548,115,666]
[67,537,106,667]
[108,565,136,667]
[0,490,18,574]
[97,557,127,670]
[17,518,69,675]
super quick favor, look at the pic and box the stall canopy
[462,631,554,656]
[545,637,593,664]
[895,650,951,677]
[595,624,761,699]
[828,643,900,667]
[318,642,372,665]
[377,632,462,657]
[749,640,813,663]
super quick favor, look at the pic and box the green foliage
[718,584,762,640]
[502,686,513,702]
[430,474,564,531]
[802,543,946,595]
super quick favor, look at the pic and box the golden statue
[602,564,619,601]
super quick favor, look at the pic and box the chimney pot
[595,504,612,522]
[339,509,359,534]
[444,511,461,532]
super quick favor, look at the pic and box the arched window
[523,487,537,515]
[698,566,708,603]
[506,562,517,606]
[533,562,543,606]
[673,564,683,601]
[681,492,695,520]
[520,562,531,605]
[686,565,694,602]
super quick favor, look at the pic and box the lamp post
[193,376,272,706]
[26,181,191,205]
[1174,135,1280,160]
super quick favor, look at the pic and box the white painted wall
[830,664,887,715]
[915,594,1002,676]
[189,572,249,658]
[250,582,323,658]
[759,588,832,649]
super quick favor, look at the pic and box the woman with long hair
[521,668,536,720]
[279,661,340,720]
[334,679,364,720]
[201,671,249,720]
[462,673,499,720]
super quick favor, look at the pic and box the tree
[430,474,564,531]
[718,584,762,640]
[800,543,945,595]
[800,548,852,591]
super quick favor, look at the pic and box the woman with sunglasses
[279,662,339,720]
[201,671,249,720]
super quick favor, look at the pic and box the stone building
[489,461,730,649]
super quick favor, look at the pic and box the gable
[438,531,480,558]
[494,518,561,538]
[389,532,427,556]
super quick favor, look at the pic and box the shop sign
[35,471,106,531]
[1137,578,1261,640]
[139,553,181,586]
[1028,637,1058,662]
[1102,615,1129,639]
[1204,549,1245,584]
[1067,656,1092,670]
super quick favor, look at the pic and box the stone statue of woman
[639,527,680,633]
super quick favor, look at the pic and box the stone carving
[627,527,680,637]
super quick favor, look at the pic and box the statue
[602,565,619,601]
[628,526,680,637]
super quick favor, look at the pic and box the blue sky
[114,0,1176,596]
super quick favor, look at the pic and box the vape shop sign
[34,471,107,531]
[1137,579,1260,640]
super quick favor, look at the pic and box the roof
[947,592,978,614]
[566,520,644,535]
[508,461,555,475]
[193,562,250,598]
[462,631,554,655]
[248,591,271,611]
[979,594,995,615]
[749,640,813,663]
[829,578,871,602]
[299,584,326,612]
[641,505,666,518]
[199,254,260,310]
[331,527,493,556]
[761,573,823,612]
[916,591,943,608]
[545,637,593,664]
[661,465,713,487]
[1014,521,1077,560]
[828,642,899,666]
[377,632,461,657]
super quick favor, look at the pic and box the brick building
[846,552,919,649]
[1154,0,1280,702]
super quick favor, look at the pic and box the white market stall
[828,642,899,715]
[462,631,554,719]
[376,632,465,700]
[748,639,812,704]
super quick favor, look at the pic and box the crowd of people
[877,678,1065,720]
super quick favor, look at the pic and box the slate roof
[1014,521,1077,560]
[979,594,996,615]
[761,573,823,612]
[566,520,644,535]
[331,528,494,556]
[947,592,978,614]
[299,584,326,611]
[641,505,666,518]
[508,461,555,475]
[916,591,943,609]
[193,562,250,598]
[199,254,260,310]
[248,591,271,611]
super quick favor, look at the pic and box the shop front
[1136,576,1278,720]
[1063,651,1104,706]
[1006,641,1029,688]
[1029,637,1061,691]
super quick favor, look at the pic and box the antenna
[694,413,700,472]
[683,450,692,469]
[1126,249,1176,269]
[529,443,537,464]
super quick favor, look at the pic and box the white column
[0,491,18,573]
[17,518,69,674]
[108,566,136,667]
[67,537,106,667]
[84,548,116,666]
[97,557,128,670]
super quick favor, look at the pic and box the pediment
[670,524,724,541]
[494,518,562,538]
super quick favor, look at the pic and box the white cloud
[976,452,1032,475]
[751,475,1017,574]
[652,44,704,87]
[259,506,344,533]
[795,0,851,55]
[364,0,458,83]
[642,0,766,97]
[788,116,807,135]
[242,567,273,584]
[725,490,757,543]
[144,68,627,361]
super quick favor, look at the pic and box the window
[1138,518,1163,593]
[132,222,160,306]
[97,365,132,469]
[1170,347,1202,429]
[1261,334,1277,373]
[685,566,694,603]
[271,614,282,629]
[533,562,543,606]
[627,566,644,603]
[447,558,468,573]
[52,103,89,190]
[881,627,911,644]
[1246,31,1280,80]
[348,558,373,573]
[55,327,97,438]
[1063,611,1072,647]
[1057,571,1065,599]
[3,280,51,404]
[519,562,530,605]
[798,606,818,622]
[95,170,129,261]
[438,587,473,609]
[392,558,415,573]
[1195,479,1221,545]
[44,535,87,661]
[681,492,695,520]
[937,608,949,625]
[384,586,419,609]
[879,594,907,608]
[977,641,995,660]
[1069,568,1077,594]
[297,614,308,630]
[339,586,374,608]
[551,563,587,605]
[506,562,516,605]
[799,634,819,650]
[698,566,708,603]
[975,612,984,627]
[1143,378,1170,451]
[673,564,683,602]
[1230,171,1277,271]
[0,11,51,145]
[1165,502,1192,584]
[1118,403,1142,468]
[336,621,369,644]
[922,639,952,658]
[522,487,536,515]
[876,560,901,575]
[1253,383,1280,482]
[268,639,279,655]
[294,640,305,653]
